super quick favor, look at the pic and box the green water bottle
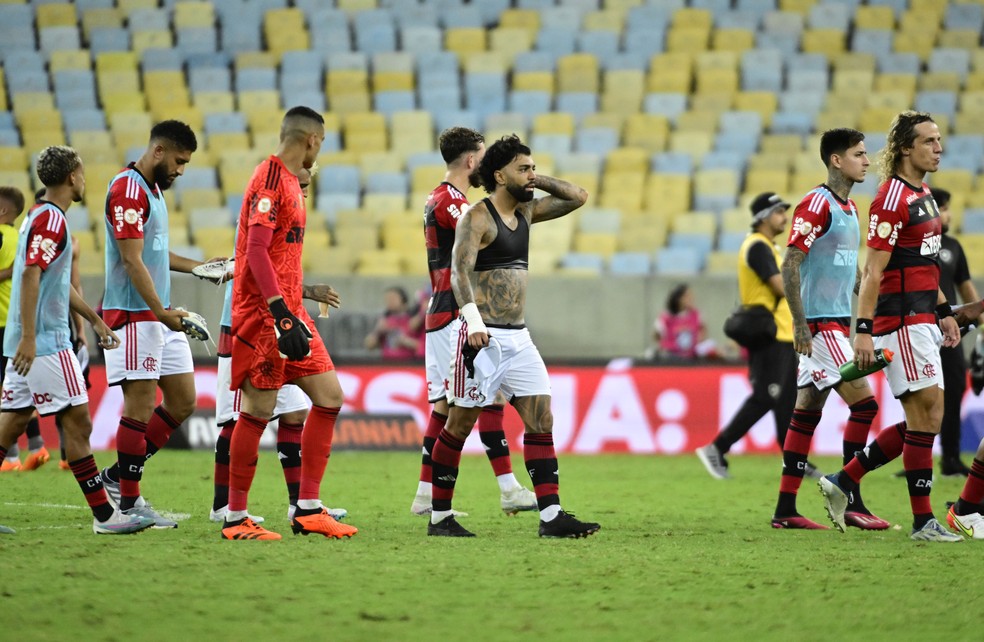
[839,349,894,382]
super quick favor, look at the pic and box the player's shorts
[230,309,333,391]
[875,323,944,398]
[215,355,310,424]
[1,349,87,416]
[446,318,551,409]
[797,326,853,391]
[425,323,454,403]
[105,321,194,385]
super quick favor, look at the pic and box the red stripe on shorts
[898,326,917,382]
[454,321,467,399]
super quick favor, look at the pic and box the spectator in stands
[647,284,718,361]
[697,193,805,480]
[406,285,429,361]
[932,187,984,477]
[364,286,419,360]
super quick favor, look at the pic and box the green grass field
[1,450,979,641]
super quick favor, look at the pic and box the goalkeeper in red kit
[222,106,356,541]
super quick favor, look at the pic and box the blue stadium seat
[762,11,803,36]
[537,28,577,57]
[76,0,113,8]
[177,27,217,55]
[415,52,459,78]
[56,87,99,111]
[603,52,649,72]
[720,111,762,135]
[186,52,231,70]
[476,0,510,25]
[539,6,586,31]
[693,194,737,214]
[420,86,462,113]
[715,10,760,30]
[915,91,957,122]
[518,0,555,9]
[464,72,507,121]
[609,252,652,276]
[514,52,557,73]
[433,109,481,134]
[282,89,325,112]
[779,90,825,116]
[222,18,264,55]
[63,109,106,133]
[655,246,704,276]
[392,5,438,29]
[509,91,552,117]
[236,68,278,92]
[304,6,349,30]
[142,48,185,71]
[560,252,605,275]
[577,31,619,60]
[317,193,361,227]
[651,152,694,176]
[623,30,667,60]
[718,231,746,252]
[441,6,484,29]
[878,53,919,75]
[579,209,621,233]
[786,69,828,94]
[715,131,759,157]
[644,93,687,124]
[808,3,850,30]
[530,133,573,158]
[946,135,984,173]
[928,49,970,79]
[204,112,248,135]
[626,5,672,31]
[89,28,130,55]
[851,29,892,58]
[282,50,324,73]
[555,93,598,123]
[355,23,397,56]
[770,111,813,136]
[961,209,984,234]
[374,91,417,116]
[945,3,984,32]
[575,128,619,156]
[406,151,445,174]
[129,9,169,32]
[555,152,602,175]
[400,26,441,54]
[700,151,746,173]
[175,167,218,193]
[317,165,361,199]
[365,172,409,195]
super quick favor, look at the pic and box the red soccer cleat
[844,511,890,530]
[771,515,831,530]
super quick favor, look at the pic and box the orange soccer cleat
[1,459,22,472]
[291,508,358,539]
[221,517,282,541]
[21,447,51,471]
[59,460,70,471]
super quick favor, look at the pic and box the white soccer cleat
[409,492,468,518]
[818,474,849,533]
[947,507,984,540]
[93,510,155,535]
[210,505,265,525]
[911,518,963,542]
[500,486,538,515]
[191,258,235,283]
[179,309,211,342]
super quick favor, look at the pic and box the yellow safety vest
[737,232,793,343]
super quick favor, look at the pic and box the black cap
[749,192,790,225]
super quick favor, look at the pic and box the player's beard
[153,160,174,190]
[942,222,949,234]
[73,189,84,203]
[468,169,481,188]
[506,182,535,203]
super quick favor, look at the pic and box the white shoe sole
[696,448,729,480]
[818,477,848,533]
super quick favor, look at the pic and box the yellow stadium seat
[573,231,618,257]
[70,131,119,165]
[623,114,669,152]
[778,0,816,14]
[16,106,61,132]
[533,113,575,136]
[180,189,223,211]
[600,172,645,213]
[326,69,369,96]
[747,151,793,171]
[601,70,644,115]
[132,30,173,55]
[12,92,55,116]
[363,194,407,218]
[965,73,984,91]
[411,165,445,195]
[0,147,27,172]
[0,170,32,198]
[761,134,803,155]
[695,169,738,197]
[337,0,377,10]
[582,112,624,135]
[801,29,845,58]
[672,211,716,236]
[489,27,534,59]
[673,8,712,29]
[644,175,691,214]
[646,68,691,93]
[745,168,790,194]
[356,250,402,276]
[712,29,754,53]
[720,207,748,233]
[530,224,572,255]
[874,73,916,95]
[301,228,333,269]
[814,109,859,132]
[695,68,738,95]
[238,90,280,115]
[207,132,250,154]
[734,91,777,126]
[676,110,718,133]
[918,72,960,92]
[194,226,236,260]
[606,147,648,174]
[831,52,875,73]
[899,10,939,34]
[666,26,710,54]
[691,93,734,113]
[934,169,974,194]
[118,0,158,17]
[235,52,278,70]
[512,71,554,94]
[582,10,625,33]
[705,251,739,275]
[50,50,91,73]
[96,52,137,74]
[855,6,895,30]
[98,70,140,97]
[651,51,694,74]
[938,30,979,51]
[194,91,235,115]
[696,51,738,71]
[832,69,874,95]
[618,217,669,252]
[373,70,415,92]
[498,8,539,35]
[445,27,486,59]
[173,1,215,29]
[860,107,900,133]
[37,3,76,28]
[343,112,387,153]
[329,93,371,115]
[669,131,713,163]
[244,107,285,135]
[391,111,433,158]
[893,30,933,62]
[961,91,984,114]
[264,8,309,56]
[304,245,356,275]
[557,54,600,94]
[81,8,122,39]
[908,0,943,18]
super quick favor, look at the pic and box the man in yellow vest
[698,192,810,480]
[0,187,25,471]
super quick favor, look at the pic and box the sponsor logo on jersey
[114,205,144,233]
[285,226,305,243]
[920,234,941,256]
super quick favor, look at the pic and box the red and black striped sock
[298,406,339,502]
[25,415,42,450]
[431,429,464,513]
[228,413,267,513]
[144,406,180,459]
[277,420,303,507]
[478,405,512,476]
[524,433,560,512]
[956,458,984,515]
[212,421,235,511]
[116,417,147,511]
[419,411,447,484]
[841,421,906,490]
[70,455,114,522]
[844,396,877,465]
[903,430,936,529]
[776,409,822,516]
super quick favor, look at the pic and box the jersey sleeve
[434,191,468,230]
[26,210,68,271]
[246,162,283,230]
[106,176,150,240]
[866,189,906,252]
[787,196,831,253]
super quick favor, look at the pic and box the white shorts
[446,318,551,409]
[215,356,310,425]
[875,323,944,398]
[797,328,852,391]
[425,324,454,403]
[1,350,87,416]
[105,321,194,385]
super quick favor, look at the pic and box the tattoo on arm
[528,175,588,223]
[854,266,862,296]
[782,248,808,329]
[450,207,489,308]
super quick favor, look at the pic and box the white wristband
[459,302,487,336]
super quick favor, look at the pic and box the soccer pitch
[1,450,979,641]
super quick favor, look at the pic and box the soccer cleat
[1,459,22,472]
[818,474,850,533]
[288,504,347,522]
[99,467,121,508]
[291,508,358,538]
[803,460,823,480]
[696,444,730,480]
[844,511,890,530]
[409,492,469,517]
[209,505,265,524]
[946,506,984,540]
[538,511,601,539]
[910,518,963,542]
[427,515,475,537]
[21,447,50,471]
[501,486,538,515]
[0,524,15,534]
[221,517,281,541]
[59,460,70,471]
[771,515,830,530]
[940,457,972,478]
[93,510,155,535]
[123,504,178,529]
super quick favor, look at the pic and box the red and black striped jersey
[423,182,468,331]
[866,176,942,335]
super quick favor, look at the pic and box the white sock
[416,481,432,495]
[431,509,453,525]
[297,499,322,511]
[540,504,561,522]
[496,473,521,493]
[226,509,248,522]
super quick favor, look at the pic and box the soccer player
[97,120,212,529]
[0,146,151,534]
[427,134,599,538]
[771,128,888,531]
[818,111,963,542]
[697,193,806,480]
[211,166,346,524]
[0,186,29,472]
[222,106,357,541]
[412,126,536,517]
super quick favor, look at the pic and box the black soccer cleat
[538,511,601,539]
[427,515,476,537]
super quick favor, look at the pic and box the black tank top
[474,198,529,272]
